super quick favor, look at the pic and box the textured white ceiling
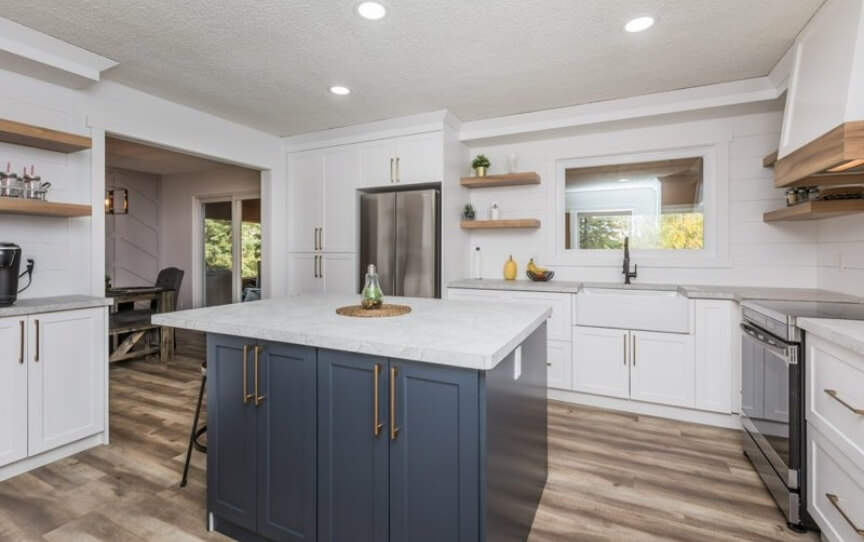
[1,0,823,136]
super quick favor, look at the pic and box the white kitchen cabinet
[630,330,695,408]
[288,146,359,253]
[322,146,360,253]
[546,339,572,390]
[507,291,572,342]
[322,253,358,295]
[693,300,734,413]
[572,326,630,399]
[288,151,324,253]
[288,253,357,296]
[0,317,27,468]
[358,132,442,188]
[808,425,864,542]
[27,308,106,455]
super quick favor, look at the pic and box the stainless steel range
[740,299,864,532]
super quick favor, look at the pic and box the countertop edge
[798,317,864,357]
[0,295,113,318]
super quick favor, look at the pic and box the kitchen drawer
[808,425,864,541]
[807,336,864,466]
[507,291,572,342]
[447,288,506,302]
[546,340,572,390]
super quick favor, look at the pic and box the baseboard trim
[0,433,106,482]
[548,389,742,429]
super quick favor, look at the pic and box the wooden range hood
[765,120,864,188]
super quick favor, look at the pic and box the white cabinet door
[323,253,358,295]
[394,132,443,185]
[507,291,573,342]
[323,146,359,253]
[572,326,629,399]
[28,308,105,455]
[287,253,325,295]
[630,330,695,408]
[694,300,734,413]
[0,317,27,467]
[447,288,506,302]
[547,339,572,390]
[288,151,324,252]
[358,139,396,188]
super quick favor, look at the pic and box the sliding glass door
[202,196,261,306]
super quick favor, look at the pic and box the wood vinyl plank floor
[0,331,820,542]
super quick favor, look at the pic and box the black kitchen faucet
[622,236,637,284]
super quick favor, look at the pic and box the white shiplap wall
[105,168,161,288]
[464,106,820,286]
[817,215,864,297]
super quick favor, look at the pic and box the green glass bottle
[361,264,383,309]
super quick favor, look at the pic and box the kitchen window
[555,146,726,267]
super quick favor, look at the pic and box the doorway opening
[201,195,262,306]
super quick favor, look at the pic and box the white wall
[105,167,161,288]
[817,215,864,297]
[464,104,820,287]
[0,66,285,302]
[160,166,260,310]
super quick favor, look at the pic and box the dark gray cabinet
[208,335,317,542]
[317,353,479,542]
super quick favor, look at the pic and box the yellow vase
[503,255,517,280]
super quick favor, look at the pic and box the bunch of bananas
[526,259,554,281]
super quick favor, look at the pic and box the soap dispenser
[361,264,384,309]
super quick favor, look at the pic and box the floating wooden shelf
[768,121,864,188]
[0,118,91,153]
[762,150,778,168]
[460,219,541,230]
[0,198,92,218]
[460,172,541,188]
[763,199,864,222]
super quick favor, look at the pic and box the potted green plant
[472,155,491,177]
[463,203,476,220]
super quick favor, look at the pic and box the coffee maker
[0,243,23,306]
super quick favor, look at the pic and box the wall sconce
[105,188,128,215]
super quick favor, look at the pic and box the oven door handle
[740,322,797,365]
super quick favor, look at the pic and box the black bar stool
[180,360,207,487]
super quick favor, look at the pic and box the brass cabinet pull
[395,157,400,183]
[825,389,864,415]
[319,255,324,279]
[19,320,24,365]
[390,366,399,440]
[632,335,636,367]
[242,345,254,405]
[318,227,323,251]
[313,228,318,251]
[34,319,39,362]
[390,158,394,183]
[254,345,266,406]
[314,255,319,278]
[373,364,383,436]
[826,494,864,535]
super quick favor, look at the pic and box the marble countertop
[0,295,112,317]
[448,279,864,303]
[798,318,864,357]
[153,295,551,370]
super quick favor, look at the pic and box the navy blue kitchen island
[154,295,550,542]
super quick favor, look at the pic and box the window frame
[553,145,729,268]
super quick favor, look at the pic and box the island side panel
[481,323,548,542]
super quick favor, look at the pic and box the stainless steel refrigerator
[359,188,441,298]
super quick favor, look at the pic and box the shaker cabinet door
[323,146,360,253]
[317,350,389,542]
[27,308,105,455]
[287,253,325,296]
[393,133,442,185]
[288,151,324,252]
[358,140,396,188]
[629,331,695,408]
[256,342,318,542]
[208,335,258,532]
[572,326,630,399]
[389,361,479,542]
[0,316,27,467]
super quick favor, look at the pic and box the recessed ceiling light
[625,16,654,33]
[330,86,351,95]
[357,2,387,20]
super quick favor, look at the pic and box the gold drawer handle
[390,366,399,440]
[254,346,266,406]
[825,389,864,415]
[242,345,254,405]
[373,364,383,436]
[826,494,864,535]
